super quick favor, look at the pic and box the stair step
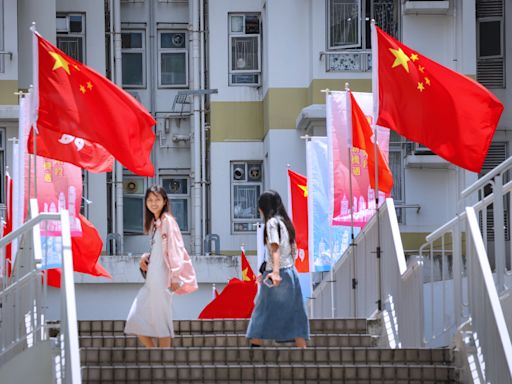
[80,346,453,365]
[77,318,371,335]
[81,363,458,383]
[80,333,379,348]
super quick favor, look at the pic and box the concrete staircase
[79,319,459,383]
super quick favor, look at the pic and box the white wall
[1,0,18,81]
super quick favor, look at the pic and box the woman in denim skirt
[246,190,309,348]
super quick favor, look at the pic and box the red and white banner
[326,91,391,227]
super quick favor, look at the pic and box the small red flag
[373,25,503,173]
[198,278,257,319]
[35,33,156,176]
[3,173,13,277]
[45,213,111,288]
[27,128,114,173]
[241,247,256,282]
[288,170,309,273]
[350,91,393,194]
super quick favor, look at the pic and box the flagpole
[344,84,358,317]
[30,23,38,200]
[371,19,383,312]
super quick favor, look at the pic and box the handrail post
[59,210,81,384]
[492,176,505,293]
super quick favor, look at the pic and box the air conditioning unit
[404,1,450,15]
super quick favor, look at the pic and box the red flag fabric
[36,33,156,176]
[241,247,256,282]
[45,213,111,288]
[198,278,257,319]
[288,170,309,272]
[373,25,503,173]
[27,128,114,173]
[350,91,393,194]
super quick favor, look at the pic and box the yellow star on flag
[87,81,93,90]
[49,52,71,75]
[389,47,410,73]
[298,184,308,197]
[80,85,86,94]
[242,267,250,282]
[410,53,419,62]
[418,65,425,74]
[425,77,431,86]
[417,82,425,92]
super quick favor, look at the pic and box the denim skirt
[246,267,310,341]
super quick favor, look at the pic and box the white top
[265,216,296,271]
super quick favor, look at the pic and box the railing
[465,206,512,383]
[0,203,81,384]
[319,50,372,72]
[311,199,424,347]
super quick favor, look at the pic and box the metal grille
[477,58,505,88]
[476,0,504,17]
[57,36,83,62]
[231,36,259,71]
[329,0,359,47]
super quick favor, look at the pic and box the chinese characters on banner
[326,91,391,228]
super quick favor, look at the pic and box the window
[476,0,505,88]
[327,0,399,49]
[388,131,404,223]
[121,31,145,87]
[162,177,190,232]
[158,31,188,88]
[228,13,261,86]
[56,14,85,62]
[0,0,4,73]
[123,176,146,233]
[231,161,263,232]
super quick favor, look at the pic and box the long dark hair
[258,190,296,247]
[143,185,171,234]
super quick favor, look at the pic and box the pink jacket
[155,213,198,295]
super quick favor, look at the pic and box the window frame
[56,13,86,63]
[230,161,263,233]
[122,176,147,234]
[161,176,191,233]
[477,16,504,60]
[327,0,362,50]
[228,13,262,86]
[121,30,146,89]
[158,30,189,88]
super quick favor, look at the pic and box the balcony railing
[320,50,372,72]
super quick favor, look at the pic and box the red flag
[241,247,256,282]
[45,213,111,288]
[198,278,257,319]
[373,25,503,173]
[350,91,393,194]
[35,33,156,176]
[27,128,114,173]
[288,169,309,272]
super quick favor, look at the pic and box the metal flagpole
[371,20,383,312]
[30,23,39,200]
[345,83,358,317]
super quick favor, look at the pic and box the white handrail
[465,206,512,383]
[461,156,512,197]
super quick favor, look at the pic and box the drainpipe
[199,0,207,250]
[190,0,202,255]
[113,0,124,254]
[149,0,157,184]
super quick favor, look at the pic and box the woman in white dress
[125,185,198,348]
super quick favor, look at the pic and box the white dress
[124,228,174,337]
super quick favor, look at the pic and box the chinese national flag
[36,33,156,176]
[241,247,256,282]
[3,173,13,277]
[373,25,503,173]
[350,91,393,194]
[27,128,114,173]
[288,170,309,272]
[45,214,111,288]
[198,278,257,319]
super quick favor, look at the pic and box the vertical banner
[307,138,358,272]
[326,91,391,227]
[287,169,309,272]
